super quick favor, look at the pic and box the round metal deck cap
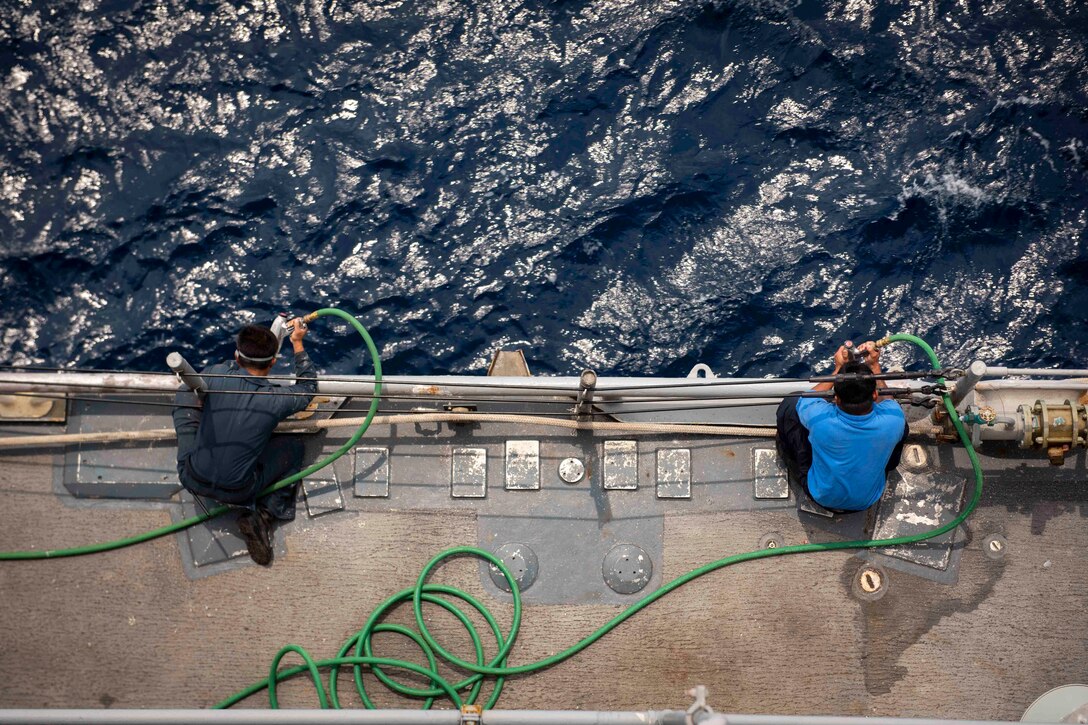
[983,533,1009,560]
[603,543,652,594]
[1022,684,1088,723]
[558,457,585,484]
[759,532,785,550]
[851,564,888,601]
[488,543,539,593]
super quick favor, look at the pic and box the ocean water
[1,0,1086,380]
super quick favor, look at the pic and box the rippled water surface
[1,0,1086,378]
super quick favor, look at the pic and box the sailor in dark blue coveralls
[776,341,909,512]
[172,319,316,565]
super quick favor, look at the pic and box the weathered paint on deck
[1,438,1085,717]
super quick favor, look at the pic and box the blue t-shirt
[796,397,906,510]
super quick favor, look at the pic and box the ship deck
[0,396,1086,718]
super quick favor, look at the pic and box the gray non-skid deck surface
[1,445,1086,718]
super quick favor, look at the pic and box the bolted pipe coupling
[1017,399,1088,465]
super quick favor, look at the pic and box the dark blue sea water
[1,0,1086,379]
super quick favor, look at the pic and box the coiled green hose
[0,307,383,560]
[219,332,984,711]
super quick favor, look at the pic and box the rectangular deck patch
[452,448,487,498]
[873,469,966,570]
[303,476,344,517]
[603,440,638,490]
[354,447,390,498]
[504,440,540,490]
[656,448,691,499]
[752,448,789,499]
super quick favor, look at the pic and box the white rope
[0,412,777,449]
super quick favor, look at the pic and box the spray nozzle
[843,340,870,364]
[269,313,293,348]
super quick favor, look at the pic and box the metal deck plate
[752,447,789,499]
[478,514,663,605]
[303,476,344,517]
[354,447,390,498]
[505,440,540,490]
[655,448,691,499]
[602,440,638,490]
[171,492,285,578]
[452,447,487,498]
[65,402,179,499]
[873,469,966,570]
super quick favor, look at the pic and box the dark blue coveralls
[172,352,317,521]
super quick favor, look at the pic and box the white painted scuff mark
[897,512,939,526]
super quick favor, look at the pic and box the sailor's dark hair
[236,325,278,368]
[834,361,876,413]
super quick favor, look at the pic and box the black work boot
[237,510,274,566]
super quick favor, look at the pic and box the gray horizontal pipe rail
[0,711,1029,725]
[0,373,818,401]
[0,371,1080,401]
[983,366,1088,377]
[977,380,1088,391]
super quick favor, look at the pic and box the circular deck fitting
[903,444,929,471]
[852,564,888,601]
[487,543,539,593]
[758,532,785,550]
[983,533,1009,560]
[558,457,585,484]
[602,543,653,595]
[1022,684,1088,723]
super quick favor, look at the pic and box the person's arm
[172,363,209,431]
[278,317,318,417]
[858,340,887,389]
[172,385,201,430]
[811,345,849,392]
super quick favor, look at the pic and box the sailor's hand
[288,318,308,344]
[859,340,881,369]
[833,344,850,368]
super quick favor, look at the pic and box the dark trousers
[775,395,909,511]
[175,411,304,522]
[775,395,815,496]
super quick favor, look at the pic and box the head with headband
[235,325,279,373]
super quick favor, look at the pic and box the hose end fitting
[303,311,320,324]
[874,337,892,348]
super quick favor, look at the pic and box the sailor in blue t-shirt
[776,341,909,512]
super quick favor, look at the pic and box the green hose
[0,307,383,560]
[219,332,984,710]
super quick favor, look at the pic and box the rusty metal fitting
[931,406,961,443]
[1048,445,1070,466]
[460,704,482,725]
[1018,400,1087,464]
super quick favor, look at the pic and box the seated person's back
[776,341,908,512]
[796,394,905,510]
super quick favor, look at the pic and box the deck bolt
[859,568,882,594]
[758,532,784,550]
[983,533,1009,560]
